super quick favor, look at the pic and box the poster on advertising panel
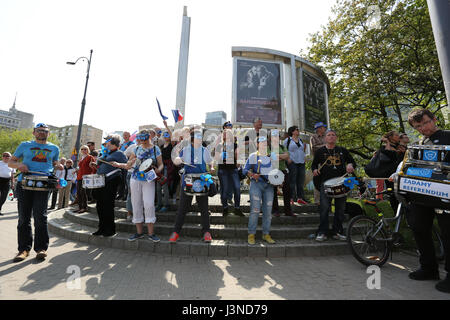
[235,59,282,126]
[303,70,327,132]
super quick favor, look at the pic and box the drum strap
[106,169,121,177]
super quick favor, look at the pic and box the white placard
[399,177,450,199]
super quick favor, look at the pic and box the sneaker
[297,199,307,205]
[315,233,327,242]
[36,250,47,260]
[159,207,168,213]
[13,251,30,262]
[262,234,276,244]
[169,232,179,243]
[435,275,450,293]
[155,206,162,212]
[148,234,161,242]
[203,232,212,243]
[332,233,347,241]
[409,268,440,281]
[273,212,281,217]
[126,214,133,222]
[223,207,229,217]
[128,233,145,241]
[227,199,234,206]
[234,208,244,217]
[248,234,256,245]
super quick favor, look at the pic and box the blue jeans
[16,183,50,252]
[218,168,241,209]
[288,162,305,201]
[126,171,133,212]
[248,179,274,235]
[318,183,346,235]
[156,167,169,208]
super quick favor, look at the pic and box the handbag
[364,149,398,178]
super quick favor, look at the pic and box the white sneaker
[126,215,132,222]
[332,233,347,241]
[315,234,327,242]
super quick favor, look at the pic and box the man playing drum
[9,123,62,262]
[169,130,215,243]
[405,108,450,294]
[311,129,356,242]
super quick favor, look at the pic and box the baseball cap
[314,122,327,130]
[34,123,49,130]
[223,121,233,129]
[163,132,170,138]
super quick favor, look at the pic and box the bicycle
[346,186,444,267]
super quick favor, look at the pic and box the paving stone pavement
[0,199,449,300]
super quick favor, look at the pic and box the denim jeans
[248,179,274,235]
[156,167,170,208]
[218,168,241,209]
[318,183,346,235]
[126,171,133,212]
[16,183,50,252]
[288,162,305,201]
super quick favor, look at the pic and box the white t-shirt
[0,161,14,179]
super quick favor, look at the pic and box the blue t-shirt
[13,141,60,181]
[131,145,161,179]
[179,146,212,188]
[120,140,135,152]
[242,152,274,182]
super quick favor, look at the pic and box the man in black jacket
[406,108,450,294]
[311,130,356,242]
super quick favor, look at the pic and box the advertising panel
[234,58,283,126]
[303,70,328,132]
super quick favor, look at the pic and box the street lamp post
[67,49,93,167]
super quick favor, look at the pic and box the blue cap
[314,122,327,130]
[34,123,49,129]
[163,132,170,138]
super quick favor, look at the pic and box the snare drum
[323,177,351,198]
[268,169,285,186]
[82,174,106,189]
[407,145,450,168]
[139,159,153,173]
[394,161,450,210]
[21,175,57,191]
[184,173,208,196]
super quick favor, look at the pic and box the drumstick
[97,158,116,166]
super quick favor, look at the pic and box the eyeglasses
[413,119,433,130]
[35,129,49,133]
[2,155,10,158]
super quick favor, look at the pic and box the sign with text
[234,58,283,126]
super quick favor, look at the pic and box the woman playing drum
[110,129,163,243]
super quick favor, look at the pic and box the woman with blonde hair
[74,145,96,213]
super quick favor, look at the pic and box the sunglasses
[2,155,10,157]
[35,129,49,133]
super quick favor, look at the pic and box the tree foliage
[303,0,447,166]
[0,129,60,156]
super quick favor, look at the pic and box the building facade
[0,97,34,130]
[205,111,227,126]
[51,124,103,159]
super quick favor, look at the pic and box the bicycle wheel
[346,215,391,267]
[432,225,445,262]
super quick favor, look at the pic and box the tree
[0,128,60,156]
[303,0,447,166]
